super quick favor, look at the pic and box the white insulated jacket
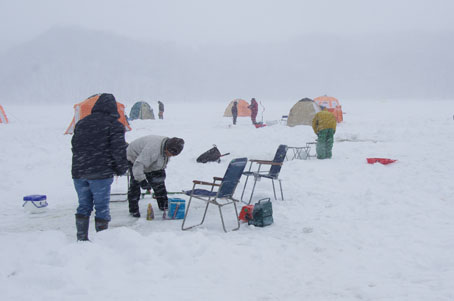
[126,135,169,182]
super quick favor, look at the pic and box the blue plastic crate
[168,198,185,219]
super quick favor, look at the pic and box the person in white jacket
[126,135,184,217]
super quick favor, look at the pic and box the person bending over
[126,135,184,217]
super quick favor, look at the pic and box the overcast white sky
[1,0,454,49]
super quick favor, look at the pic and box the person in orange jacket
[312,106,337,159]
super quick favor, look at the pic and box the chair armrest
[192,180,221,187]
[213,176,223,182]
[250,159,274,164]
[251,160,282,166]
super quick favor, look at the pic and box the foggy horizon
[0,0,453,103]
[2,0,454,47]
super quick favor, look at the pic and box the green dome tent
[129,101,155,120]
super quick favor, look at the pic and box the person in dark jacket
[71,93,129,241]
[248,98,259,124]
[158,101,164,119]
[126,135,184,217]
[231,101,238,125]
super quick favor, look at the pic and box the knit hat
[165,137,185,156]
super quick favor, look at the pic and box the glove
[140,180,152,190]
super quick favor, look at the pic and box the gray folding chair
[241,145,288,204]
[181,157,248,232]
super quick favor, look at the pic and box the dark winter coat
[231,102,238,117]
[71,93,129,180]
[158,101,164,112]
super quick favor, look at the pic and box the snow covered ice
[1,98,453,300]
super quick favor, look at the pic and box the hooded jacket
[71,93,129,179]
[312,110,337,134]
[126,135,169,182]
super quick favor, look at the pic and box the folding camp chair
[181,157,248,232]
[241,145,288,204]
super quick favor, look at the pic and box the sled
[196,145,230,163]
[366,158,397,165]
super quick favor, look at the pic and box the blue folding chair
[181,157,248,232]
[241,145,288,204]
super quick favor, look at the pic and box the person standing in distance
[71,93,129,241]
[231,100,238,125]
[158,101,164,119]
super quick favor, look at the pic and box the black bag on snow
[196,145,229,163]
[248,198,273,227]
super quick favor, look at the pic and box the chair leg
[279,179,284,200]
[271,179,277,200]
[240,174,250,202]
[181,194,195,230]
[181,194,211,231]
[218,202,240,232]
[248,176,259,205]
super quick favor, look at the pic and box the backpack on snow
[196,145,230,163]
[248,198,273,227]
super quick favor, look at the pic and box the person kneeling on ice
[71,93,129,241]
[312,105,337,159]
[127,135,184,217]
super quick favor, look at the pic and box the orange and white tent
[0,105,8,124]
[65,94,131,134]
[223,99,251,117]
[314,95,343,123]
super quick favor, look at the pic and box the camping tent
[314,95,343,123]
[223,99,251,117]
[129,101,155,120]
[65,94,132,134]
[0,105,8,124]
[287,98,321,127]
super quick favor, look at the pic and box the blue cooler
[167,198,185,219]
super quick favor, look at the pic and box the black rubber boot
[128,199,141,217]
[75,214,90,241]
[129,199,141,217]
[95,217,109,232]
[130,210,141,218]
[157,197,168,211]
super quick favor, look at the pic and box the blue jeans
[74,177,114,221]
